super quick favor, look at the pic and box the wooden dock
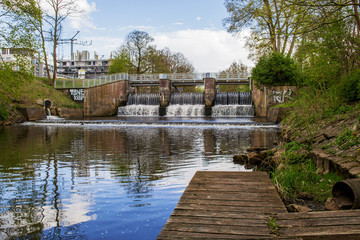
[157,171,287,239]
[157,171,360,240]
[277,210,360,239]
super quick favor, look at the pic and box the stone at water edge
[233,155,248,164]
[287,204,312,213]
[325,198,340,211]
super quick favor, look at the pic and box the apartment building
[57,50,110,79]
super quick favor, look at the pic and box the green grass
[267,216,279,236]
[18,77,82,109]
[335,128,360,150]
[271,158,343,202]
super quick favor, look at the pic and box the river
[0,117,279,239]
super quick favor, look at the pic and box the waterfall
[212,105,254,117]
[213,92,254,117]
[118,92,254,117]
[127,93,159,105]
[170,93,204,105]
[118,93,159,116]
[166,105,205,117]
[167,93,205,116]
[215,92,252,105]
[118,105,159,116]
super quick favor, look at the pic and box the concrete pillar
[204,77,216,107]
[159,76,171,108]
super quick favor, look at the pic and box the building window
[87,61,91,65]
[62,62,67,66]
[71,62,75,66]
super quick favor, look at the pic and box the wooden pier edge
[157,171,360,240]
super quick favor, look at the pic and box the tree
[221,60,249,75]
[147,47,194,74]
[0,0,40,119]
[0,0,40,63]
[251,52,303,87]
[41,0,80,85]
[285,0,360,36]
[223,0,310,59]
[114,31,194,74]
[125,30,154,74]
[109,47,131,74]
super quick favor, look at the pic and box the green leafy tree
[285,0,360,36]
[252,52,303,87]
[0,0,40,119]
[109,47,131,74]
[224,0,309,59]
[113,32,194,74]
[295,14,360,90]
[147,47,194,74]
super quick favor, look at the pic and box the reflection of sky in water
[0,121,279,239]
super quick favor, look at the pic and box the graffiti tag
[272,89,293,103]
[69,89,84,102]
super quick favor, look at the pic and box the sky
[56,0,252,73]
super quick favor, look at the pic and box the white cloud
[40,0,99,31]
[117,25,157,32]
[68,0,98,30]
[153,29,253,72]
[196,17,202,21]
[174,22,184,25]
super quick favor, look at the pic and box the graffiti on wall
[272,89,293,103]
[69,89,85,102]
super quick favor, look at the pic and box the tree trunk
[352,0,360,35]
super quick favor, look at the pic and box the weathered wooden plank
[279,216,360,227]
[277,210,360,220]
[182,190,282,201]
[161,222,271,236]
[184,186,279,193]
[171,209,269,220]
[178,198,286,208]
[165,215,267,227]
[175,202,286,213]
[194,171,268,177]
[157,230,274,239]
[279,225,360,237]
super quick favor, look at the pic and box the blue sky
[57,0,252,72]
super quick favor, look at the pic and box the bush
[337,70,360,103]
[252,52,303,87]
[272,158,343,202]
[0,104,9,121]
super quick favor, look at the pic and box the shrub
[0,104,9,121]
[252,52,303,87]
[272,159,343,202]
[337,70,360,103]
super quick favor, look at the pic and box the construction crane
[58,31,92,59]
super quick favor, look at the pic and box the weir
[118,91,253,117]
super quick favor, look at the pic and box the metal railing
[54,73,128,89]
[54,72,250,89]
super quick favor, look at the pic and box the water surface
[0,117,279,239]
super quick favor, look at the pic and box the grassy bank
[0,75,81,121]
[270,88,360,207]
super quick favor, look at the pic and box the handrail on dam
[54,72,249,89]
